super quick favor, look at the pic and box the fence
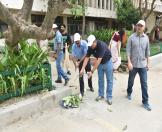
[121,43,162,62]
[0,63,52,101]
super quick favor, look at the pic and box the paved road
[2,63,162,132]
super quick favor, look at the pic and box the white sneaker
[79,94,83,100]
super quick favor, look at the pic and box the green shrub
[0,40,50,97]
[88,29,115,44]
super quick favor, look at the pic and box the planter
[0,63,52,101]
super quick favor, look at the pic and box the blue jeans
[127,67,149,104]
[97,59,113,100]
[56,51,68,80]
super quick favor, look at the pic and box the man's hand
[128,62,133,71]
[146,64,149,71]
[49,51,57,59]
[79,69,84,77]
[53,53,58,59]
[76,61,80,67]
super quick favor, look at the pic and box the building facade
[0,0,162,37]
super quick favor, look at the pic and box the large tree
[139,0,156,21]
[70,0,87,37]
[0,0,72,50]
[138,0,162,40]
[114,0,140,30]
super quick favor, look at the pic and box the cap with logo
[136,20,145,26]
[52,24,58,29]
[74,33,81,42]
[87,35,96,46]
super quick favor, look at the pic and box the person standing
[80,35,113,105]
[52,24,69,86]
[71,33,94,97]
[60,24,72,75]
[155,26,160,41]
[126,20,151,111]
[109,31,122,72]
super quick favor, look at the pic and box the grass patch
[120,42,162,62]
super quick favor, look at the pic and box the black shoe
[67,71,71,75]
[64,78,69,86]
[107,99,112,105]
[127,94,132,100]
[90,87,94,92]
[95,96,104,101]
[143,103,152,111]
[55,79,62,83]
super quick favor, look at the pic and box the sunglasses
[137,24,143,27]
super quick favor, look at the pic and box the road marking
[94,118,122,132]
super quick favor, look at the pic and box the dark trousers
[79,60,93,96]
[127,67,149,104]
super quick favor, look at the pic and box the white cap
[74,33,81,42]
[52,24,58,29]
[87,35,96,46]
[137,20,145,26]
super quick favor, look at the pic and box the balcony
[63,0,116,18]
[132,0,162,13]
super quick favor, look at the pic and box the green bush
[88,29,133,44]
[88,29,115,44]
[0,40,51,97]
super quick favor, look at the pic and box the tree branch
[18,0,34,21]
[139,0,142,17]
[0,2,16,26]
[144,0,156,21]
[41,0,72,31]
[141,0,148,16]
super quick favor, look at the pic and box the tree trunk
[0,0,72,50]
[82,0,86,39]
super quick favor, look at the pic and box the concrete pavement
[2,61,162,132]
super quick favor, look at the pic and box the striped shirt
[126,32,150,68]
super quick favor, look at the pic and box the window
[110,0,112,10]
[106,0,109,10]
[31,14,45,27]
[102,0,105,9]
[98,0,100,8]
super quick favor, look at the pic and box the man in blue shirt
[53,24,69,86]
[71,33,94,97]
[80,35,113,105]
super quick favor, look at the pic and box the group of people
[52,19,152,111]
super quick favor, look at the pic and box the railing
[0,63,52,101]
[120,43,162,63]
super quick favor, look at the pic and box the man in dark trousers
[80,35,113,105]
[126,20,151,111]
[71,33,94,98]
[60,24,72,75]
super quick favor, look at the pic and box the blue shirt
[53,30,63,51]
[72,40,88,60]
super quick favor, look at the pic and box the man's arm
[56,43,62,55]
[80,57,90,76]
[126,37,133,70]
[86,58,102,79]
[91,58,102,73]
[146,37,150,69]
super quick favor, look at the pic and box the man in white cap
[126,20,151,111]
[80,35,113,105]
[52,24,69,86]
[71,33,94,97]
